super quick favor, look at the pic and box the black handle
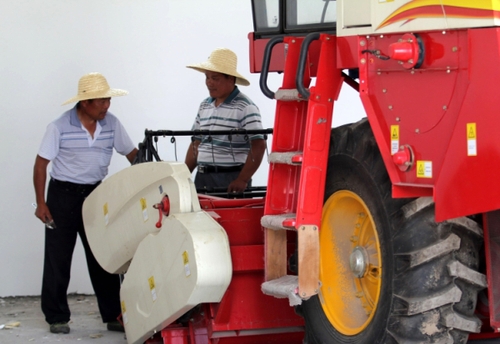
[296,33,321,100]
[259,36,284,99]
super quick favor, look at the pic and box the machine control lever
[153,195,170,228]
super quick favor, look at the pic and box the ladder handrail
[296,32,321,100]
[259,36,284,100]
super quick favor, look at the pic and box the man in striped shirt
[33,73,137,334]
[185,48,266,194]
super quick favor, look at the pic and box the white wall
[0,0,364,297]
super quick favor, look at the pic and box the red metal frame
[263,36,308,219]
[251,28,500,222]
[358,28,500,222]
[294,34,342,228]
[145,197,304,344]
[249,25,500,339]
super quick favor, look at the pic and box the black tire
[300,119,485,344]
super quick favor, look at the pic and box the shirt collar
[208,86,240,105]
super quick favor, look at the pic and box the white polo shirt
[38,105,135,184]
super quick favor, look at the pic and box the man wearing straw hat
[33,72,137,334]
[185,48,266,193]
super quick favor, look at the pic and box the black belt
[197,165,243,174]
[50,178,101,194]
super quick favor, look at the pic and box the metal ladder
[259,33,342,303]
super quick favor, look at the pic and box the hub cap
[350,246,369,278]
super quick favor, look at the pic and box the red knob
[389,41,415,61]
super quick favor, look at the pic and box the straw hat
[187,48,250,86]
[62,72,128,105]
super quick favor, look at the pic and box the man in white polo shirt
[33,72,137,334]
[184,48,266,194]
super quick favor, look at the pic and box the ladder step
[261,275,302,306]
[261,214,297,230]
[275,89,303,101]
[268,152,303,165]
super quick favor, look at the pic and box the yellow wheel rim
[319,190,382,336]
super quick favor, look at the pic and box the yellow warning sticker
[416,161,432,178]
[467,123,477,156]
[140,198,149,222]
[148,276,157,301]
[103,203,109,226]
[148,276,155,290]
[121,301,128,324]
[183,251,191,277]
[390,125,399,155]
[467,123,476,139]
[391,125,399,140]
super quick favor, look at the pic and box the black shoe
[107,320,125,332]
[50,322,70,334]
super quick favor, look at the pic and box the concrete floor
[1,294,500,344]
[0,294,126,343]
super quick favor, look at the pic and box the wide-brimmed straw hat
[62,72,128,105]
[186,48,250,86]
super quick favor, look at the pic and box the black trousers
[195,170,252,190]
[41,179,121,324]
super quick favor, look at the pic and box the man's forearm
[184,141,200,172]
[33,156,49,205]
[237,139,266,182]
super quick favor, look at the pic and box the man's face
[205,71,235,102]
[81,98,111,121]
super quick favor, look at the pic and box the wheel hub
[320,190,382,335]
[350,246,369,278]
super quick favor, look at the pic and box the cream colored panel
[120,212,232,344]
[337,0,500,36]
[342,0,371,28]
[82,162,199,274]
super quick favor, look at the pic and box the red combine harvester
[83,0,500,343]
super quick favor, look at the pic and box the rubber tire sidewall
[301,153,397,344]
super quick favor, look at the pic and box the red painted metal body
[359,28,500,222]
[262,34,341,229]
[146,196,304,344]
[248,24,500,339]
[263,36,308,219]
[250,28,500,222]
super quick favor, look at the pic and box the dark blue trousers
[41,179,121,324]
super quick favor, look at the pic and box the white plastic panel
[119,211,232,344]
[82,162,200,274]
[337,0,500,36]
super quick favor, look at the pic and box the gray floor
[0,294,126,343]
[1,294,500,343]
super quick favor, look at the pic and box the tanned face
[205,71,235,106]
[80,98,111,121]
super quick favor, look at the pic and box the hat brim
[62,88,128,105]
[187,63,250,86]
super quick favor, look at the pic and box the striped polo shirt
[38,106,135,184]
[192,87,264,166]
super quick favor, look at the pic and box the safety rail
[296,32,320,99]
[259,35,285,99]
[135,128,274,199]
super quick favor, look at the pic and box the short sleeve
[37,123,61,161]
[113,119,136,156]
